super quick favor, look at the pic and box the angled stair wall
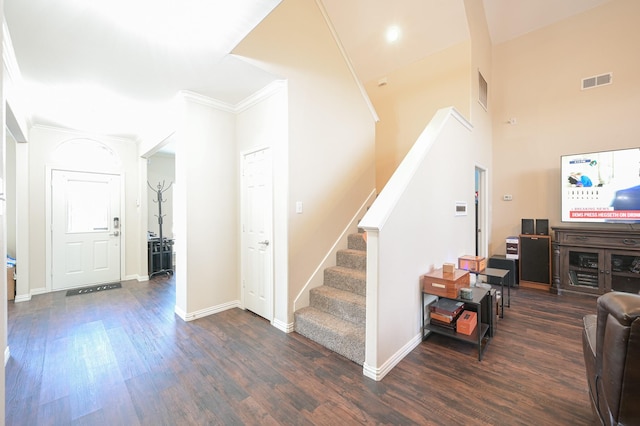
[294,232,366,364]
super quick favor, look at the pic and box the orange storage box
[458,255,486,272]
[456,310,477,335]
[421,268,470,298]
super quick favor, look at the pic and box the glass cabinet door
[608,251,640,293]
[565,249,602,294]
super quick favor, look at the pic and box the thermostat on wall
[455,201,468,216]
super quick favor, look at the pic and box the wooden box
[7,266,15,301]
[442,263,455,274]
[458,255,486,272]
[421,268,470,298]
[456,310,477,335]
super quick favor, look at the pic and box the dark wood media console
[552,226,640,296]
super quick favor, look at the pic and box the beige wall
[490,0,640,253]
[361,1,497,373]
[464,0,494,255]
[235,0,376,323]
[365,41,472,192]
[364,0,495,255]
[361,109,476,375]
[174,95,239,317]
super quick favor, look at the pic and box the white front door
[52,170,121,290]
[242,148,273,320]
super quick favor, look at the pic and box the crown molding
[235,79,287,113]
[178,90,236,113]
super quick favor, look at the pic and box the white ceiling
[5,0,282,140]
[4,0,614,142]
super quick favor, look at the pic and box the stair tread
[339,248,366,255]
[311,285,365,306]
[327,265,365,277]
[295,307,365,364]
[295,307,364,336]
[324,266,366,296]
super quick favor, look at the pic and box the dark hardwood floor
[6,276,598,425]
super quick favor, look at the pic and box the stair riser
[294,313,365,365]
[324,268,366,296]
[336,250,366,271]
[347,233,367,251]
[310,290,365,325]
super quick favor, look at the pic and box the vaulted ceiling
[4,0,613,141]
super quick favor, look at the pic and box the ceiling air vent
[581,72,612,90]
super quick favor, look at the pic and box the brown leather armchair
[582,291,640,425]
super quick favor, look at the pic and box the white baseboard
[363,333,422,381]
[14,294,32,303]
[272,318,293,333]
[30,287,48,296]
[175,300,241,322]
[122,274,145,282]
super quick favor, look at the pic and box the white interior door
[242,148,273,320]
[52,170,121,290]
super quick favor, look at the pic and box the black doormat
[66,282,122,296]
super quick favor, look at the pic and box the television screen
[561,148,640,223]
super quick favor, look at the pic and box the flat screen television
[561,147,640,223]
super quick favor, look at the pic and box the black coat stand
[148,180,174,278]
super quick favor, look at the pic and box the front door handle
[110,231,120,237]
[258,240,270,246]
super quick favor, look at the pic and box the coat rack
[148,180,174,278]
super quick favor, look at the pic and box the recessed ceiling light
[386,26,401,43]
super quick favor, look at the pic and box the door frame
[240,146,274,322]
[45,166,126,293]
[475,164,489,258]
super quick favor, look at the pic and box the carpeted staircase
[294,231,366,365]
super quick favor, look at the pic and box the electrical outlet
[503,194,513,201]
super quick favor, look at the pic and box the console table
[469,267,510,318]
[422,286,493,361]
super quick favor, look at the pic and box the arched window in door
[51,138,121,172]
